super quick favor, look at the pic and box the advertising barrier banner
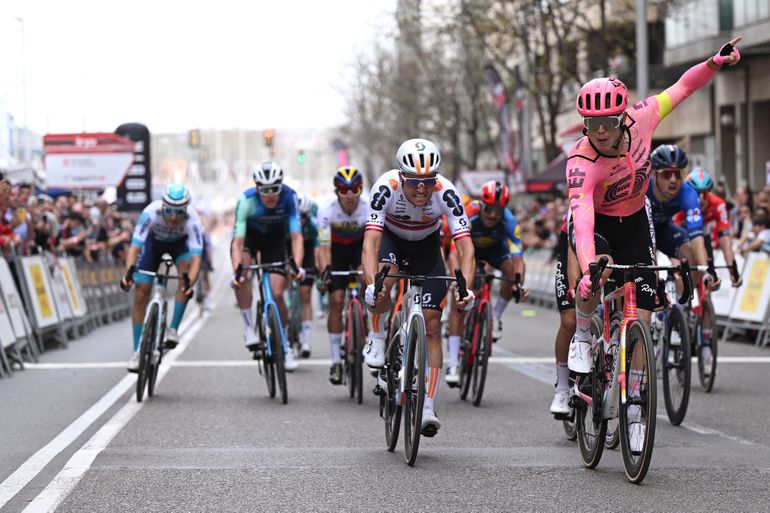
[0,258,27,338]
[19,255,60,329]
[728,252,770,323]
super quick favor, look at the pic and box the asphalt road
[2,269,770,512]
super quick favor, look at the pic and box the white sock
[493,297,510,321]
[302,320,312,345]
[448,336,461,366]
[556,361,570,391]
[575,308,595,344]
[369,312,387,340]
[241,309,253,330]
[329,333,342,363]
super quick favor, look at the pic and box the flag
[485,65,520,183]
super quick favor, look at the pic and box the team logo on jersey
[371,185,391,211]
[604,175,631,203]
[686,208,702,224]
[442,190,464,217]
[388,178,399,190]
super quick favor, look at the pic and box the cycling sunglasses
[336,184,362,195]
[163,206,187,217]
[258,184,281,195]
[583,115,624,131]
[656,168,683,181]
[403,177,437,189]
[481,204,504,215]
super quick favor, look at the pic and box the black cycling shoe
[163,340,178,350]
[329,363,343,385]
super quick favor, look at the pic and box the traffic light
[297,149,306,164]
[263,129,274,148]
[188,129,200,148]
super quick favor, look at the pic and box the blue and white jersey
[131,200,204,256]
[646,180,703,239]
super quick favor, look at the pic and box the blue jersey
[646,180,703,238]
[234,185,301,237]
[465,201,522,256]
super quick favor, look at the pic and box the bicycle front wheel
[268,304,288,405]
[662,307,691,425]
[136,303,158,403]
[576,315,606,468]
[471,302,492,407]
[147,303,167,398]
[384,311,404,452]
[458,310,475,400]
[349,301,365,404]
[619,319,656,484]
[697,298,718,392]
[403,315,426,466]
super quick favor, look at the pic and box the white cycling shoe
[244,329,260,352]
[568,336,592,374]
[421,408,441,437]
[127,351,140,373]
[364,338,386,368]
[445,365,460,386]
[628,422,645,454]
[493,319,503,340]
[284,348,299,372]
[550,390,571,415]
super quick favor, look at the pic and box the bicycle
[194,272,208,317]
[689,259,739,392]
[457,268,521,407]
[572,256,692,484]
[235,260,297,405]
[374,261,467,466]
[325,268,367,404]
[126,256,190,403]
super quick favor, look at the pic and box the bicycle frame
[241,261,291,358]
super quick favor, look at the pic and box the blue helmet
[686,167,714,192]
[162,183,191,208]
[650,144,688,170]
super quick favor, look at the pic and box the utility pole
[16,16,29,163]
[635,0,649,98]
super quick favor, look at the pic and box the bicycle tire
[136,303,158,403]
[148,303,167,398]
[472,302,493,407]
[458,309,476,400]
[662,307,691,425]
[384,311,404,452]
[268,304,288,405]
[576,315,606,468]
[260,305,276,399]
[404,315,426,466]
[351,300,365,404]
[605,314,621,450]
[697,298,718,392]
[619,319,657,484]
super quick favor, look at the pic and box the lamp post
[15,16,29,164]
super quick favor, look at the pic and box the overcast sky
[0,0,395,135]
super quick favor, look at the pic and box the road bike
[236,260,297,405]
[572,256,692,484]
[374,261,466,466]
[287,266,317,358]
[326,269,367,404]
[128,255,190,403]
[457,268,521,407]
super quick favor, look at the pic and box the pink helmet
[576,77,629,117]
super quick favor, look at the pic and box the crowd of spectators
[0,173,135,264]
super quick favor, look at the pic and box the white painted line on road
[657,416,755,446]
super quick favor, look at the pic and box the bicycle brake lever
[454,268,467,303]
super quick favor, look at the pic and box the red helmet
[480,181,510,208]
[576,77,629,117]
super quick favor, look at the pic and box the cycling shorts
[569,207,656,310]
[654,219,690,259]
[236,229,287,276]
[475,242,512,269]
[554,232,574,312]
[288,239,317,286]
[134,234,192,284]
[330,240,364,293]
[378,228,446,311]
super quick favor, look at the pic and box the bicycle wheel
[350,301,365,404]
[268,304,288,405]
[403,315,426,466]
[605,315,621,450]
[148,304,167,398]
[471,302,493,407]
[697,298,718,393]
[136,303,158,403]
[662,307,691,425]
[619,319,656,484]
[260,306,276,399]
[384,311,404,452]
[458,310,476,400]
[576,315,606,469]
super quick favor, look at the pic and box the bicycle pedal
[162,341,177,350]
[421,425,438,438]
[553,411,573,422]
[372,385,384,396]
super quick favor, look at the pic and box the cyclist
[443,180,527,386]
[363,138,476,435]
[316,166,368,385]
[568,38,741,451]
[230,162,304,372]
[550,214,579,416]
[293,193,320,358]
[121,184,202,372]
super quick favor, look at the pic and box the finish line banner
[43,132,135,189]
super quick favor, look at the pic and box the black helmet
[650,144,688,171]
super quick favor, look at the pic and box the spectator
[57,211,89,257]
[739,214,770,256]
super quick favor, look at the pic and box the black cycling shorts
[329,240,364,293]
[554,231,574,312]
[236,229,287,276]
[287,239,317,286]
[569,207,656,310]
[378,228,446,311]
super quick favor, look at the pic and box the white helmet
[162,183,191,208]
[252,161,284,186]
[297,193,315,215]
[396,138,441,176]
